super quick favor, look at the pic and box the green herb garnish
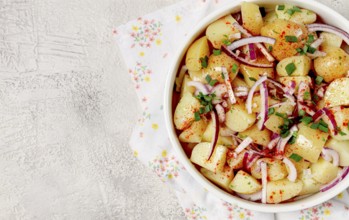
[268,107,275,116]
[249,77,257,82]
[231,63,238,74]
[307,34,315,43]
[194,112,201,121]
[315,76,324,85]
[285,35,298,42]
[213,49,221,56]
[303,91,310,100]
[299,109,305,116]
[277,5,285,10]
[319,124,329,133]
[300,116,313,125]
[268,45,273,52]
[200,56,208,68]
[288,131,298,144]
[285,63,296,75]
[308,46,316,54]
[289,153,302,162]
[310,122,319,129]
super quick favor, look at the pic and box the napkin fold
[116,0,349,219]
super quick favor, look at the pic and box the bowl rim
[164,0,349,213]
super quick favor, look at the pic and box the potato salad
[173,2,349,204]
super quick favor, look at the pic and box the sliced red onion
[235,91,249,97]
[211,84,228,104]
[208,111,219,160]
[320,167,349,192]
[187,81,210,95]
[310,37,324,49]
[222,45,274,68]
[297,81,308,103]
[321,147,339,166]
[249,43,257,60]
[236,191,262,201]
[215,104,226,123]
[243,151,260,171]
[267,78,287,93]
[257,82,268,130]
[227,36,276,51]
[307,23,349,45]
[175,65,188,92]
[261,162,268,203]
[232,22,275,62]
[323,108,338,135]
[246,76,268,114]
[267,133,281,150]
[285,81,296,96]
[312,109,325,122]
[217,67,236,104]
[276,125,298,154]
[235,86,249,92]
[283,157,297,182]
[235,137,253,154]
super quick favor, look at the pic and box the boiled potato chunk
[188,69,205,83]
[286,123,329,163]
[240,64,274,88]
[180,74,196,98]
[298,169,322,196]
[239,124,272,147]
[185,36,210,72]
[241,2,263,35]
[320,32,343,48]
[232,76,249,88]
[327,107,349,140]
[275,4,316,24]
[251,158,287,181]
[229,170,262,194]
[206,52,239,83]
[276,55,311,77]
[327,138,349,166]
[261,19,308,61]
[205,15,239,49]
[174,93,201,130]
[225,102,256,132]
[267,179,303,203]
[310,157,339,184]
[279,76,312,95]
[179,118,207,143]
[324,78,349,107]
[264,101,295,133]
[190,142,228,173]
[202,121,234,146]
[314,46,349,83]
[264,11,277,24]
[201,166,234,192]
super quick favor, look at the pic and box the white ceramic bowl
[164,0,349,213]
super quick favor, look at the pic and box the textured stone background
[0,0,348,219]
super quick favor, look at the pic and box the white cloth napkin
[116,0,349,219]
